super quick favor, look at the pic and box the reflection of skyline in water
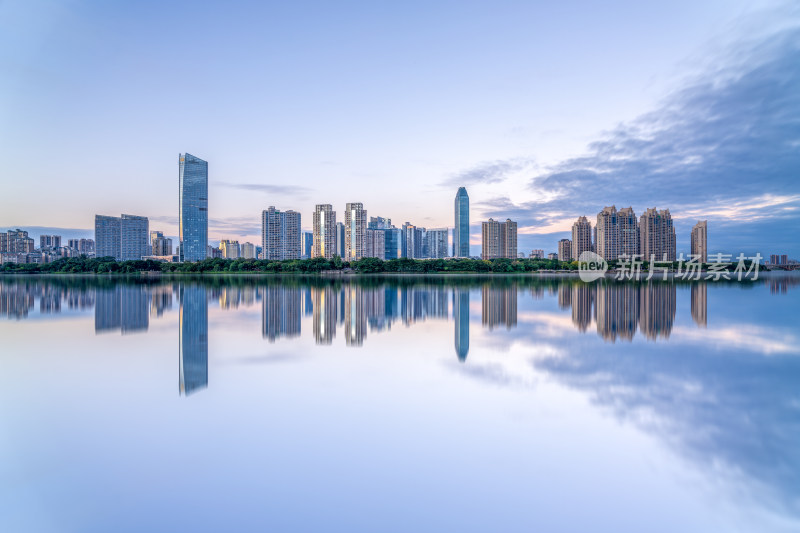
[1,275,798,520]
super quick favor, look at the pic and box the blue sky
[1,0,798,256]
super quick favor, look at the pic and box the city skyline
[1,2,797,256]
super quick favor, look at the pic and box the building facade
[220,239,240,259]
[240,242,256,259]
[312,204,337,259]
[262,206,301,260]
[690,220,708,263]
[179,153,208,262]
[365,228,386,259]
[344,202,367,261]
[558,238,572,261]
[481,218,517,259]
[335,222,345,258]
[454,187,470,257]
[640,208,676,262]
[426,228,449,258]
[150,231,173,256]
[571,216,592,260]
[596,206,620,261]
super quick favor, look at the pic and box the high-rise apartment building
[67,238,95,255]
[95,214,148,260]
[596,206,620,261]
[529,249,544,259]
[2,230,35,254]
[179,153,208,262]
[365,229,386,259]
[303,232,313,259]
[335,222,345,258]
[240,242,256,259]
[344,202,367,261]
[691,220,708,263]
[571,216,592,260]
[312,204,337,259]
[426,228,449,258]
[220,239,240,259]
[481,218,517,259]
[40,235,61,250]
[770,254,788,266]
[618,207,639,257]
[640,208,676,262]
[96,215,121,259]
[150,231,173,256]
[454,187,470,257]
[262,206,301,260]
[401,223,424,259]
[558,239,572,261]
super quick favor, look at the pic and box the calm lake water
[1,274,799,532]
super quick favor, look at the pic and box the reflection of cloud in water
[671,325,800,356]
[533,345,800,515]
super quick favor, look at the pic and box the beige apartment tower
[571,216,592,259]
[691,220,708,263]
[558,238,572,261]
[481,218,517,259]
[640,208,676,262]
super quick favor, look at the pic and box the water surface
[1,275,798,532]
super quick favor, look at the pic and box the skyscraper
[335,222,345,258]
[426,228,449,258]
[365,228,385,259]
[454,287,469,362]
[312,204,337,259]
[640,208,676,262]
[179,153,208,262]
[558,238,572,261]
[95,214,148,260]
[618,207,639,257]
[303,232,313,259]
[344,202,367,261]
[220,239,240,259]
[596,206,620,261]
[571,216,592,260]
[454,187,470,257]
[262,206,301,260]
[691,220,708,263]
[401,222,424,259]
[481,218,517,259]
[95,215,120,259]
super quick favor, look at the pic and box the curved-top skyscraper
[454,187,470,258]
[179,153,208,262]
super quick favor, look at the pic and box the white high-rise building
[691,220,708,263]
[344,203,367,261]
[312,204,337,259]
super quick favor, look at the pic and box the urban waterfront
[1,274,798,532]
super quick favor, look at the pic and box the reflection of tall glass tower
[454,288,470,362]
[312,286,338,344]
[481,285,517,330]
[179,153,208,262]
[261,286,301,341]
[179,285,208,396]
[454,187,470,258]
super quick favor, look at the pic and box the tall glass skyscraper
[454,187,470,258]
[179,153,208,262]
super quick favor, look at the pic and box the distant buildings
[401,222,424,259]
[596,206,621,261]
[344,202,367,261]
[220,239,240,259]
[95,214,149,260]
[40,235,61,250]
[558,238,572,261]
[529,249,544,259]
[262,206,301,260]
[481,218,517,259]
[770,254,788,266]
[68,238,95,256]
[547,252,558,260]
[2,229,35,254]
[691,220,708,263]
[179,153,208,262]
[303,232,313,259]
[312,204,337,259]
[150,231,173,256]
[454,187,470,257]
[365,228,385,259]
[369,217,402,260]
[240,242,256,259]
[571,216,592,259]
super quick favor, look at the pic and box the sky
[1,0,798,257]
